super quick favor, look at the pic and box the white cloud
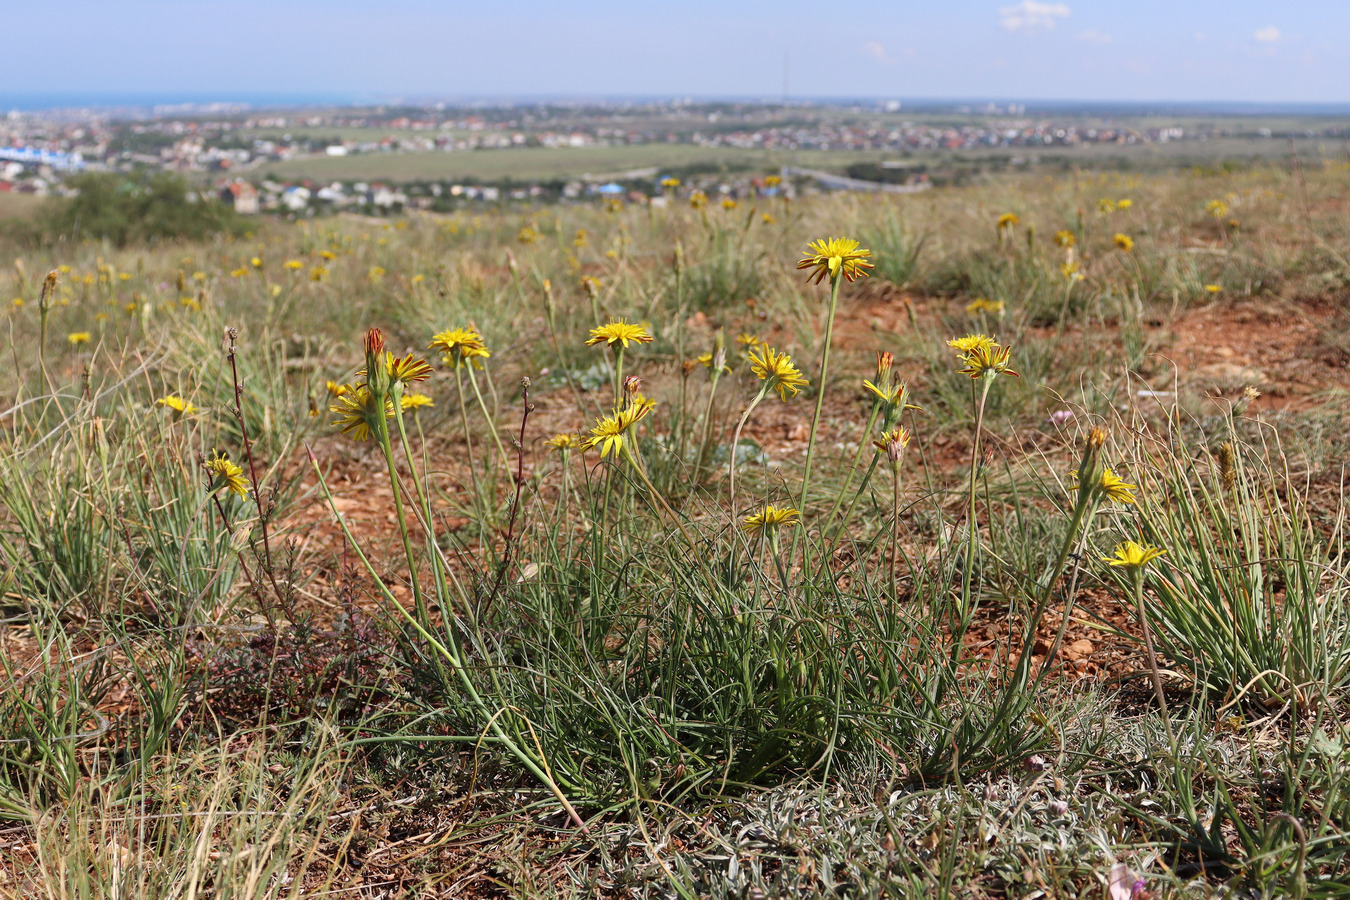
[1254,26,1281,44]
[862,40,897,65]
[1074,28,1112,44]
[999,1,1070,32]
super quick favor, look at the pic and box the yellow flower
[764,174,782,187]
[1099,468,1137,505]
[1117,198,1133,210]
[545,433,581,452]
[947,334,995,355]
[872,425,912,462]
[250,256,263,268]
[205,452,250,499]
[1113,233,1134,252]
[67,332,91,344]
[748,344,810,400]
[230,267,248,278]
[579,275,602,298]
[573,229,589,248]
[797,236,874,284]
[1207,199,1229,218]
[721,197,738,211]
[696,352,730,373]
[689,190,707,210]
[326,380,350,397]
[584,412,628,459]
[192,271,206,281]
[376,352,434,386]
[329,384,396,442]
[118,272,131,282]
[517,226,538,244]
[156,395,198,416]
[284,259,304,271]
[761,212,776,225]
[9,298,22,309]
[401,392,434,411]
[1204,284,1222,293]
[604,197,623,213]
[320,250,337,261]
[1098,198,1116,213]
[1103,540,1165,569]
[367,266,386,281]
[586,319,653,349]
[1053,229,1076,248]
[742,504,801,536]
[1062,261,1081,280]
[660,177,681,190]
[429,327,492,368]
[736,333,763,349]
[966,297,1005,315]
[997,212,1019,230]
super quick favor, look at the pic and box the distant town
[4,99,1348,214]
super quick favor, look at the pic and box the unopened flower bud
[623,374,642,398]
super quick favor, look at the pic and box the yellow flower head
[284,259,304,271]
[579,275,602,298]
[1204,284,1222,294]
[326,380,350,397]
[689,190,708,210]
[517,226,538,244]
[1117,198,1133,210]
[660,177,681,190]
[947,334,995,355]
[400,392,434,411]
[955,339,1019,380]
[797,236,874,285]
[1103,540,1165,569]
[310,266,329,282]
[250,256,263,268]
[1062,261,1082,280]
[721,197,738,211]
[1099,467,1137,505]
[736,333,763,349]
[764,174,782,187]
[1113,233,1134,252]
[231,268,248,278]
[156,395,198,416]
[748,344,810,400]
[430,327,492,368]
[761,212,776,225]
[1207,199,1229,218]
[1053,229,1076,248]
[1098,198,1116,213]
[573,229,589,247]
[873,425,912,462]
[67,332,92,345]
[966,297,1005,315]
[545,433,581,452]
[742,504,801,536]
[586,319,653,349]
[380,352,434,386]
[997,212,1019,230]
[697,352,730,373]
[205,451,250,499]
[584,412,628,459]
[329,384,396,441]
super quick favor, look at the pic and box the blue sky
[5,1,1346,104]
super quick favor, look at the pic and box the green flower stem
[620,440,696,549]
[798,271,843,515]
[956,377,994,636]
[453,369,487,528]
[375,386,429,625]
[695,367,724,480]
[1135,567,1177,750]
[823,401,882,541]
[307,450,589,833]
[465,364,509,472]
[793,271,843,562]
[728,382,771,515]
[394,403,452,613]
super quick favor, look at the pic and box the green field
[252,134,1345,184]
[5,161,1350,896]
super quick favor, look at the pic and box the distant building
[219,180,260,214]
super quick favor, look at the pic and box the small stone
[1064,639,1095,661]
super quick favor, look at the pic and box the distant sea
[5,92,1350,117]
